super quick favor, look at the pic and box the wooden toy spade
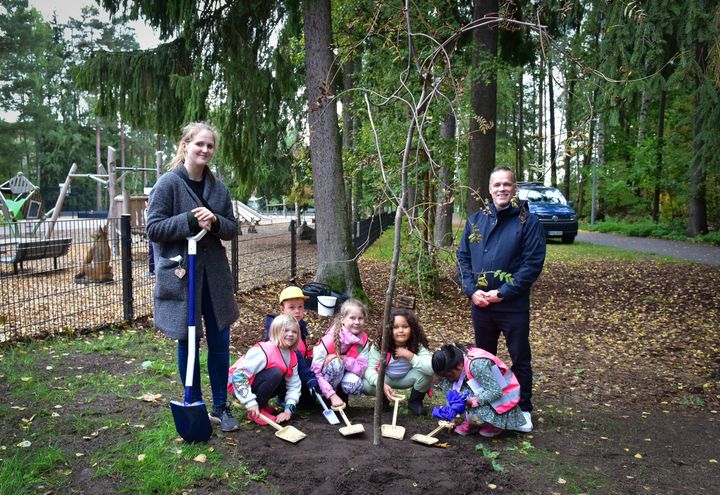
[410,420,454,446]
[381,395,406,440]
[331,404,365,436]
[256,412,307,443]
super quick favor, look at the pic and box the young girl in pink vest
[432,343,530,437]
[362,308,434,415]
[229,314,301,426]
[311,298,370,408]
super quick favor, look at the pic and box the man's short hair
[489,166,515,184]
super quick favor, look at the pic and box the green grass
[501,434,615,494]
[92,417,265,494]
[364,226,684,265]
[0,326,265,495]
[0,446,67,495]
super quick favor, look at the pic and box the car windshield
[519,187,567,205]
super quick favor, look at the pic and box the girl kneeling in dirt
[362,308,434,415]
[229,314,301,426]
[432,343,530,437]
[311,299,370,408]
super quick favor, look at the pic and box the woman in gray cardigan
[147,122,240,432]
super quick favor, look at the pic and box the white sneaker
[515,411,533,433]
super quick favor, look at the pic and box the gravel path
[576,231,720,265]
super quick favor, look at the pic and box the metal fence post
[232,224,239,293]
[290,219,297,284]
[120,214,133,321]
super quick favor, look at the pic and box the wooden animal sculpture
[75,225,113,284]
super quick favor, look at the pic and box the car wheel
[561,234,575,244]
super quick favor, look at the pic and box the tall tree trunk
[517,74,524,181]
[652,88,666,223]
[688,40,708,236]
[578,89,598,217]
[467,0,498,214]
[562,75,575,198]
[537,51,544,181]
[434,108,455,247]
[548,52,557,187]
[304,0,362,293]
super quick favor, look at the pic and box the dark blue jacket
[456,201,546,312]
[264,315,318,390]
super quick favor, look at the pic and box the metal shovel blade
[411,420,453,446]
[257,412,307,443]
[170,399,212,443]
[381,395,405,440]
[316,394,340,425]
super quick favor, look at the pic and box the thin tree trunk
[304,0,362,291]
[562,75,575,198]
[517,74,524,181]
[548,52,557,187]
[434,108,455,247]
[537,50,544,180]
[652,88,666,223]
[467,0,498,214]
[342,60,355,224]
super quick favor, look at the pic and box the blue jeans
[177,278,230,410]
[471,305,533,412]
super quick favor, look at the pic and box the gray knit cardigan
[146,166,239,340]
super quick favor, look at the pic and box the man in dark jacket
[456,167,546,432]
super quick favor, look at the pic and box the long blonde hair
[331,298,368,360]
[168,122,219,171]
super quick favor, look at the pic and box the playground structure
[46,147,163,253]
[0,173,49,235]
[0,147,161,275]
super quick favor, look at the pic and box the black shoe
[209,405,240,432]
[407,389,426,416]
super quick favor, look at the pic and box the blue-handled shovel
[170,230,212,443]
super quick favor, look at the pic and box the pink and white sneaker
[454,420,480,436]
[478,423,503,438]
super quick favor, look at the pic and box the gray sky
[29,0,161,49]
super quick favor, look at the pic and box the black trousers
[470,305,533,412]
[251,368,283,407]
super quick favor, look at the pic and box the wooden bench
[0,237,72,274]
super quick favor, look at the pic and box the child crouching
[432,343,530,437]
[229,314,301,425]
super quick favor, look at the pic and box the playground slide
[231,200,273,225]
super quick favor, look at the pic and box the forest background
[2,0,718,267]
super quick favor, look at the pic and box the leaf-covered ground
[2,255,718,494]
[228,256,720,494]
